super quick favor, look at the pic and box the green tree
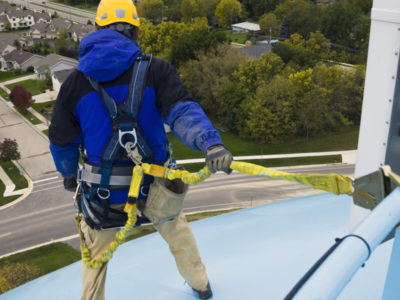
[274,0,321,39]
[164,0,183,21]
[279,15,289,40]
[179,43,247,128]
[243,0,283,19]
[138,0,164,24]
[0,138,21,162]
[234,51,285,94]
[4,21,11,31]
[259,12,280,39]
[215,0,242,28]
[181,0,206,23]
[54,29,69,55]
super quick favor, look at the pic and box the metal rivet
[393,76,396,79]
[383,142,386,146]
[386,121,389,124]
[380,163,384,166]
[389,99,392,102]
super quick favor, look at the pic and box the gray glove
[206,145,233,174]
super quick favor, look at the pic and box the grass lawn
[32,101,55,121]
[14,107,42,125]
[168,126,359,160]
[6,79,48,96]
[0,71,33,83]
[42,129,49,136]
[0,209,235,293]
[223,30,248,44]
[0,87,9,101]
[0,160,28,206]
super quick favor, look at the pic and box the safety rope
[78,161,353,268]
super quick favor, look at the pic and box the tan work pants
[81,177,209,300]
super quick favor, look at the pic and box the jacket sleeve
[49,71,82,178]
[152,59,223,153]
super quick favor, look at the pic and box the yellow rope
[78,161,353,268]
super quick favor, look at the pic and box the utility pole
[269,27,272,44]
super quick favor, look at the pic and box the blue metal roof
[0,193,393,299]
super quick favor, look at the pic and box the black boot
[192,281,213,299]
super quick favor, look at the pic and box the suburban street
[0,163,355,256]
[9,0,95,24]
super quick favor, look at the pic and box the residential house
[231,22,261,34]
[0,33,20,55]
[45,18,72,39]
[6,7,35,30]
[33,12,51,24]
[0,1,12,16]
[29,23,48,39]
[52,68,73,92]
[69,23,95,42]
[33,53,77,79]
[2,49,43,71]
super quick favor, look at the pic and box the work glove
[206,145,233,174]
[64,177,77,192]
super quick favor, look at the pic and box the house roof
[231,21,261,32]
[0,1,12,14]
[6,7,33,19]
[29,22,48,34]
[33,12,51,22]
[4,49,34,64]
[240,43,272,59]
[69,23,95,36]
[48,18,72,32]
[0,15,7,24]
[0,33,20,49]
[34,53,78,74]
[53,68,74,83]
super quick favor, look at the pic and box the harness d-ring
[119,129,137,150]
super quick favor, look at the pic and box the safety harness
[79,54,153,230]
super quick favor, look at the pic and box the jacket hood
[77,29,141,82]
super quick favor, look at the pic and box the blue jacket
[49,29,223,204]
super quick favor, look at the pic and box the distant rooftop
[53,68,74,83]
[240,43,272,59]
[4,49,35,64]
[231,21,260,32]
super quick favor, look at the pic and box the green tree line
[179,32,365,143]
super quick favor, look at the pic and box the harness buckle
[97,187,110,200]
[118,128,137,150]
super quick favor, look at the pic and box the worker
[48,0,232,299]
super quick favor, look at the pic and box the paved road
[9,0,94,24]
[0,163,354,256]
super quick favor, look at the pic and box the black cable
[284,234,371,300]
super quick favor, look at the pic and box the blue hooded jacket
[49,29,223,204]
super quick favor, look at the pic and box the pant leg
[80,218,120,300]
[143,177,209,291]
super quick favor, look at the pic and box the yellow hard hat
[95,0,140,27]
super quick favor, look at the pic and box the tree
[9,85,34,109]
[279,16,290,40]
[274,0,322,39]
[215,0,242,28]
[5,21,11,31]
[138,0,164,24]
[259,12,280,39]
[54,29,69,56]
[242,0,283,19]
[181,0,206,23]
[0,138,21,162]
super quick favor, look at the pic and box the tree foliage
[259,12,280,38]
[9,85,34,109]
[139,18,227,67]
[0,138,21,162]
[181,0,206,23]
[215,0,242,28]
[138,0,164,24]
[243,0,283,19]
